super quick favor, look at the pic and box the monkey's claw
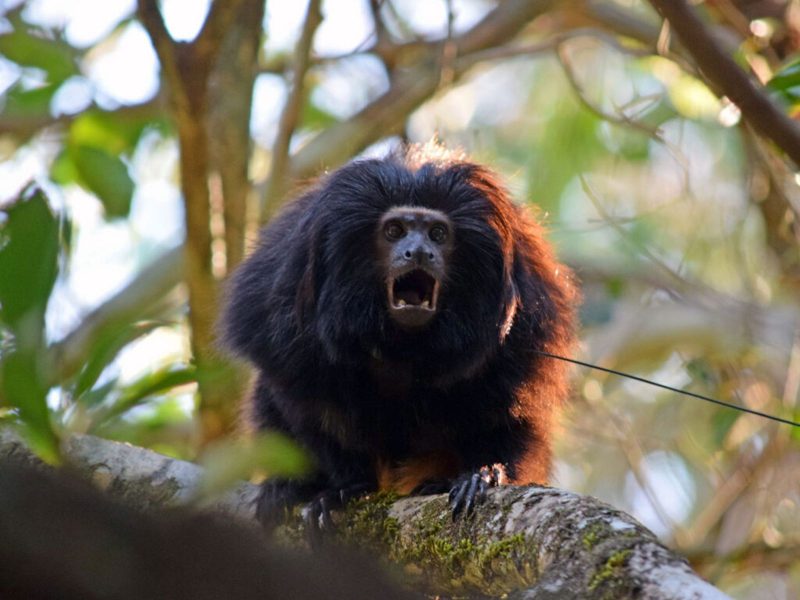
[448,464,508,519]
[304,483,373,546]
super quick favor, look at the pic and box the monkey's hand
[256,478,323,532]
[257,479,374,545]
[303,483,374,546]
[447,464,509,519]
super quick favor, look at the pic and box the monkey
[221,144,578,530]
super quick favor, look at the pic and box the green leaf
[76,379,118,409]
[1,82,59,119]
[0,29,77,84]
[50,148,81,186]
[767,57,800,92]
[302,99,340,129]
[72,321,165,400]
[69,110,156,154]
[72,145,135,218]
[88,365,197,429]
[0,187,60,461]
[0,186,59,331]
[767,56,800,108]
[1,353,50,430]
[710,408,739,448]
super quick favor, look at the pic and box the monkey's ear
[499,277,519,342]
[500,233,531,341]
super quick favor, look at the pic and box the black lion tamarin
[221,145,578,528]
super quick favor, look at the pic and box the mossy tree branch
[0,429,730,599]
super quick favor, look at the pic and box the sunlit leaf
[668,74,719,120]
[70,110,158,155]
[72,145,135,218]
[50,149,81,186]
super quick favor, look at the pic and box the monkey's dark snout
[397,232,438,268]
[402,245,436,265]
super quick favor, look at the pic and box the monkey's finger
[476,478,490,506]
[449,480,470,519]
[462,473,483,515]
[304,504,323,549]
[448,483,461,505]
[318,495,335,531]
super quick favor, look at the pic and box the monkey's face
[376,206,453,329]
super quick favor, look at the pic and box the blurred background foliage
[0,0,799,596]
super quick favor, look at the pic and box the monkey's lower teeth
[398,300,406,307]
[421,300,430,308]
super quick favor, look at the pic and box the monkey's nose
[403,246,435,265]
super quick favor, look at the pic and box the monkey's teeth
[421,300,430,309]
[398,300,406,307]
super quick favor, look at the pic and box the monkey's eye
[429,224,448,244]
[384,220,405,241]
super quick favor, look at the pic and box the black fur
[221,149,577,526]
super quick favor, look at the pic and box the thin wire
[534,350,800,428]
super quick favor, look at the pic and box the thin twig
[261,0,323,223]
[261,0,557,213]
[579,175,693,294]
[556,43,663,140]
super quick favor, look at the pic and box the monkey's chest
[366,360,463,492]
[369,356,414,400]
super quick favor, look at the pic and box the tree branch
[208,0,266,271]
[261,0,323,222]
[0,98,164,144]
[0,429,730,599]
[283,0,559,187]
[648,0,800,168]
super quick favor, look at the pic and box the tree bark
[208,0,265,271]
[137,0,256,443]
[0,429,730,599]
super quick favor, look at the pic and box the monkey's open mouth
[390,269,438,309]
[387,269,439,327]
